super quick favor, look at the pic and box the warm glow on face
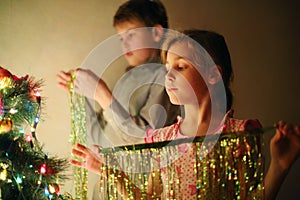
[165,42,208,105]
[115,21,159,67]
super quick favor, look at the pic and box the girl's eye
[177,65,186,70]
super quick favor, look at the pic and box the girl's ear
[208,65,222,85]
[152,24,164,42]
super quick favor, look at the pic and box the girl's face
[115,19,160,67]
[165,41,209,105]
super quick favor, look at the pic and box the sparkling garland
[68,73,88,200]
[97,129,268,199]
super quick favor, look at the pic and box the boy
[57,0,179,147]
[57,0,180,198]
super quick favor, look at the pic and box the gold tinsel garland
[69,73,88,200]
[97,129,268,199]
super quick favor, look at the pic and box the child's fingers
[275,121,300,139]
[57,82,70,91]
[75,143,89,152]
[273,120,286,140]
[70,159,85,168]
[274,120,285,129]
[72,144,91,157]
[295,125,300,135]
[72,148,86,158]
[56,71,74,92]
[56,71,72,82]
[282,122,293,137]
[274,120,293,137]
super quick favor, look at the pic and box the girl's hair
[162,29,234,111]
[113,0,169,28]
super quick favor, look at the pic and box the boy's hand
[73,69,112,109]
[74,69,99,100]
[56,70,74,92]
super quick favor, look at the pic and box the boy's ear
[152,24,164,42]
[208,65,222,85]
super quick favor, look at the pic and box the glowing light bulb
[0,169,7,180]
[48,184,55,194]
[35,91,41,104]
[44,186,50,196]
[9,108,18,114]
[25,134,32,142]
[40,164,47,174]
[16,175,22,184]
[34,115,40,124]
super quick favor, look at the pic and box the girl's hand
[71,143,103,175]
[270,121,300,172]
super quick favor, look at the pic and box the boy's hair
[113,0,169,28]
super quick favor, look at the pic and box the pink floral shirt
[144,110,262,199]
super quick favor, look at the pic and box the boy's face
[115,19,160,67]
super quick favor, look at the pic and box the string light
[0,163,8,181]
[16,175,22,184]
[0,170,7,181]
[35,91,41,105]
[48,184,56,194]
[44,186,50,196]
[8,108,18,114]
[25,134,32,142]
[40,164,47,174]
[19,128,25,135]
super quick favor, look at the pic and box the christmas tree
[0,67,70,200]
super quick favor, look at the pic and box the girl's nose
[165,68,175,81]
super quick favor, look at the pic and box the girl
[71,29,300,200]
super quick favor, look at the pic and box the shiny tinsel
[69,73,88,200]
[98,129,267,199]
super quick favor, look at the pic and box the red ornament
[0,67,13,79]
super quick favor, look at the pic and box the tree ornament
[0,119,13,134]
[0,67,13,80]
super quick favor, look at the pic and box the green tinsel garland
[68,72,88,200]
